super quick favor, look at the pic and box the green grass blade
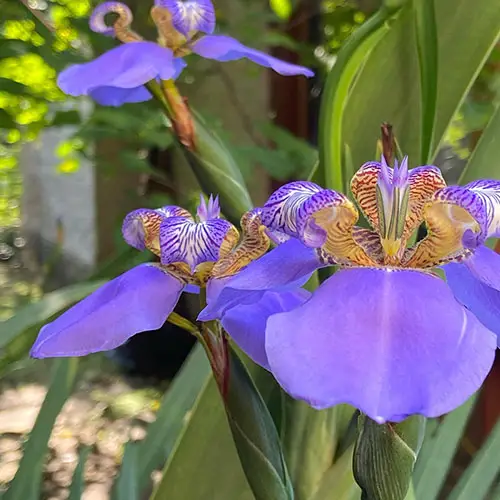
[459,102,500,183]
[413,395,477,500]
[113,442,140,500]
[413,0,438,164]
[68,446,90,500]
[448,415,500,500]
[136,344,211,490]
[318,7,392,192]
[4,358,79,500]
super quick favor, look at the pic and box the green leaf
[0,78,31,96]
[4,358,79,500]
[113,442,140,500]
[413,395,477,500]
[223,346,293,500]
[459,103,500,183]
[318,7,394,192]
[448,413,500,500]
[343,0,500,169]
[270,0,293,20]
[185,110,253,224]
[413,0,438,164]
[68,447,90,500]
[50,110,81,127]
[353,415,425,500]
[282,398,340,500]
[136,344,211,490]
[150,377,254,500]
[311,446,360,500]
[0,109,16,129]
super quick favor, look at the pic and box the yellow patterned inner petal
[403,202,479,268]
[312,202,379,267]
[211,211,270,278]
[402,167,447,243]
[350,162,380,230]
[151,6,187,52]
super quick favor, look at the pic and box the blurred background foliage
[1,0,500,498]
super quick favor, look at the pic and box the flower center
[375,157,410,263]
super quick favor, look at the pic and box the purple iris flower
[30,195,308,359]
[201,158,500,423]
[57,0,314,106]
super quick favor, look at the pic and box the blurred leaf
[223,346,293,500]
[311,446,360,500]
[136,344,211,490]
[343,0,500,170]
[113,442,139,500]
[50,110,81,127]
[413,0,438,164]
[318,7,393,192]
[460,103,500,183]
[0,78,31,95]
[0,109,16,129]
[353,415,425,500]
[270,0,293,20]
[4,358,79,500]
[282,399,339,500]
[185,111,253,224]
[68,446,90,500]
[413,396,477,500]
[448,415,500,500]
[0,40,34,58]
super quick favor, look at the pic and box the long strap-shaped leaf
[318,6,396,193]
[413,395,477,500]
[4,358,79,500]
[447,415,500,500]
[413,0,438,164]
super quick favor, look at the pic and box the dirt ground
[0,361,166,500]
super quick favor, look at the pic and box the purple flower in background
[202,157,500,422]
[30,195,307,358]
[57,0,314,106]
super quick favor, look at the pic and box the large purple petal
[222,289,311,370]
[198,238,322,321]
[58,42,177,99]
[156,0,215,36]
[90,85,152,105]
[266,267,496,422]
[444,246,500,343]
[30,264,185,358]
[192,35,314,77]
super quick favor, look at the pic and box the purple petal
[444,246,500,343]
[192,35,315,77]
[122,206,192,253]
[266,267,496,422]
[30,264,185,358]
[156,0,215,36]
[198,238,322,321]
[160,216,235,271]
[58,42,177,100]
[89,2,133,36]
[90,85,152,105]
[222,289,311,370]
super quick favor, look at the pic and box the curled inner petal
[122,206,192,255]
[90,1,141,42]
[160,216,238,272]
[261,181,377,266]
[211,209,270,278]
[403,185,489,268]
